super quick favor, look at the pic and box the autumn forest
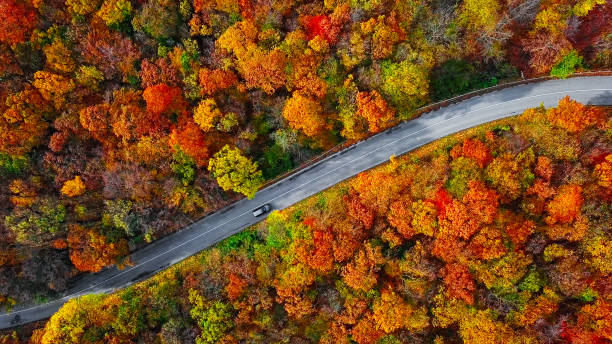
[0,0,611,342]
[9,98,611,344]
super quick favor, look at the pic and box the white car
[252,204,272,217]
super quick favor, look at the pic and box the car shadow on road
[588,90,612,105]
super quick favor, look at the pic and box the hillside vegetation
[1,0,610,309]
[5,98,610,344]
[0,0,612,308]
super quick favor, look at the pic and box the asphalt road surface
[1,76,611,329]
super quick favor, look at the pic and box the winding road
[1,76,611,329]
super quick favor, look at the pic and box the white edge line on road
[2,87,611,318]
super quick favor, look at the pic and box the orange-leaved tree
[1,86,53,155]
[225,273,248,301]
[545,184,583,225]
[440,180,499,240]
[442,263,476,304]
[450,138,492,168]
[351,313,384,344]
[546,96,605,133]
[199,67,238,96]
[79,104,114,145]
[387,197,415,239]
[61,176,86,197]
[282,92,326,137]
[297,218,335,274]
[239,48,287,95]
[142,83,184,115]
[67,225,129,273]
[342,243,385,292]
[468,225,507,260]
[594,153,612,189]
[344,192,376,230]
[169,119,211,167]
[564,299,612,343]
[0,0,37,45]
[355,90,396,133]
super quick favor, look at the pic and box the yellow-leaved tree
[61,176,86,197]
[208,145,263,199]
[32,71,75,110]
[458,0,500,33]
[372,289,429,333]
[96,0,132,27]
[66,0,103,16]
[193,98,223,132]
[34,294,119,344]
[594,154,612,189]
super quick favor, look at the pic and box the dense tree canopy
[0,0,610,321]
[18,99,611,344]
[0,0,37,46]
[208,145,263,199]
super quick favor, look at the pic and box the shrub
[550,50,584,79]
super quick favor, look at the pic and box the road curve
[1,76,611,329]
